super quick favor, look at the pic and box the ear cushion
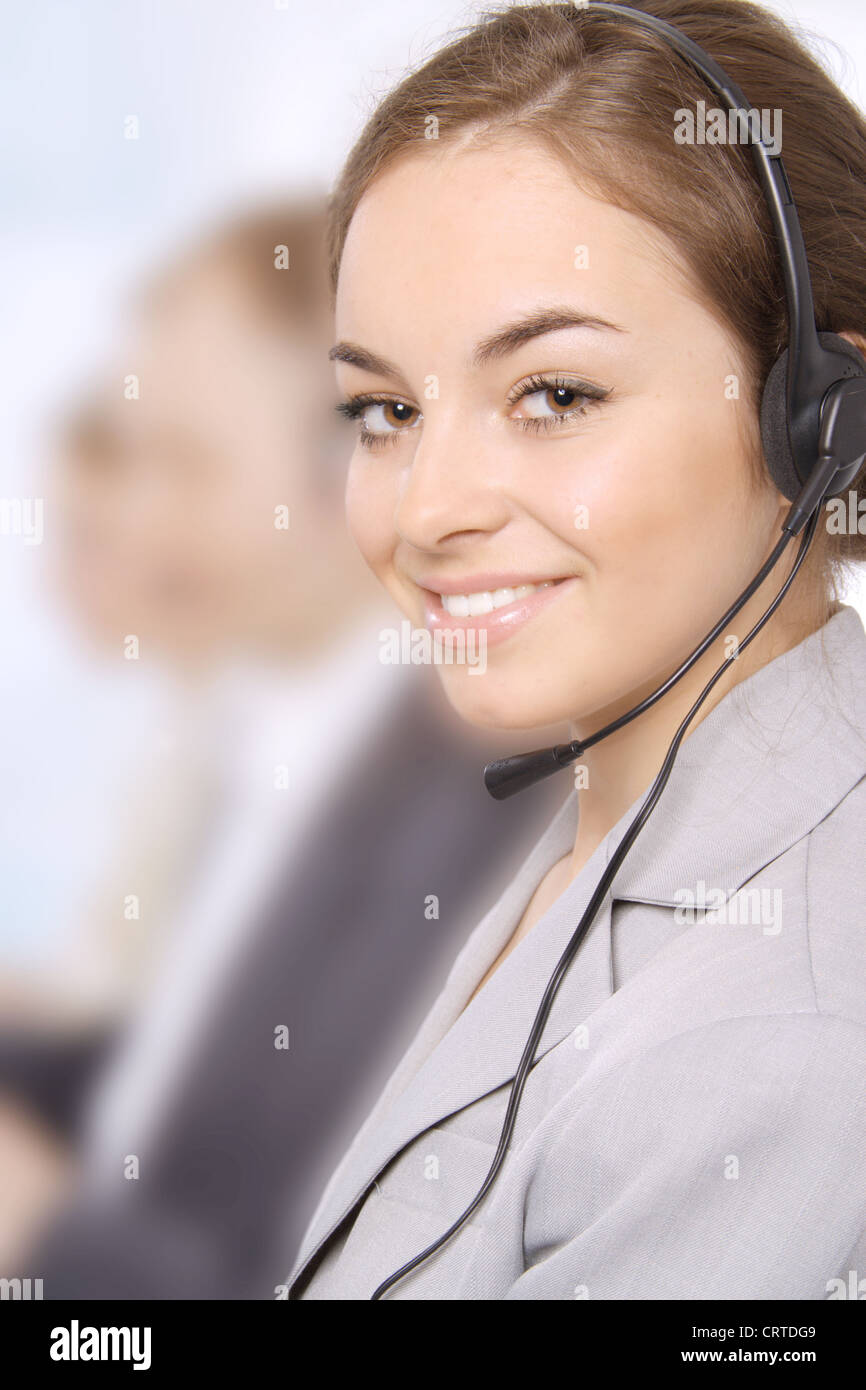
[760,332,866,500]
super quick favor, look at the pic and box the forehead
[336,135,699,349]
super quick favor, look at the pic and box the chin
[435,668,575,736]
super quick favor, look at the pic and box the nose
[393,409,512,552]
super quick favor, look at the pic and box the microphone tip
[483,743,579,800]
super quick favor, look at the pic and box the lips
[417,575,576,649]
[440,580,557,617]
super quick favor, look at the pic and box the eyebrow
[472,306,627,366]
[328,305,627,380]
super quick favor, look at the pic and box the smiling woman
[284,0,866,1301]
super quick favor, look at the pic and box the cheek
[345,454,399,577]
[539,394,752,575]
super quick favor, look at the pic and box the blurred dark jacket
[9,680,562,1298]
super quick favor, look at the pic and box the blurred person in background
[0,199,564,1295]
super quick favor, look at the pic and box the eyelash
[334,373,611,452]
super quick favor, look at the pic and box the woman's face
[335,134,786,732]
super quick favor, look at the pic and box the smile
[419,576,576,648]
[440,580,557,617]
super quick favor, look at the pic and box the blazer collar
[614,603,866,905]
[288,604,866,1289]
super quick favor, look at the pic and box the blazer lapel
[288,606,866,1289]
[289,788,619,1280]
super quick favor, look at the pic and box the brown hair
[325,0,866,595]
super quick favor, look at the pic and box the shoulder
[802,772,866,1024]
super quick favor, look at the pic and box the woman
[286,0,866,1299]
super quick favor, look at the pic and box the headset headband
[585,1,859,495]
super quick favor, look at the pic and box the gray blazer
[286,605,866,1300]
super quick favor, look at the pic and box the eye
[334,395,421,451]
[514,385,581,419]
[334,372,611,451]
[507,373,610,433]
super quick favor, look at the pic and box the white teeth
[440,580,555,616]
[468,591,494,616]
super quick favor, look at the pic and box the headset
[369,1,866,1299]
